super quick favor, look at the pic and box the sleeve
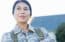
[40,27,57,42]
[1,32,13,42]
[42,33,56,42]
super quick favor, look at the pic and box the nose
[20,9,25,14]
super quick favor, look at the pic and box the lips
[19,15,26,19]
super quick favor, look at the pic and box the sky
[0,0,65,41]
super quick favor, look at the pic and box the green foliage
[56,22,65,42]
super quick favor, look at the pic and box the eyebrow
[16,5,29,10]
[17,6,21,8]
[24,7,28,9]
[17,6,28,8]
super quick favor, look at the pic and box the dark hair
[12,0,32,16]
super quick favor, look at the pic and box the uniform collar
[13,24,35,34]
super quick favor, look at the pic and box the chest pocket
[10,28,44,42]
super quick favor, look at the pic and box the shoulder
[39,27,56,42]
[2,32,11,39]
[1,31,12,42]
[32,27,48,34]
[32,27,56,42]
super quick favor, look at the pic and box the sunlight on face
[14,2,31,23]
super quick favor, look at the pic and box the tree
[55,22,65,42]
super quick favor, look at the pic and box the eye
[17,7,21,10]
[24,8,28,10]
[24,7,29,11]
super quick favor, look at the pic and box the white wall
[0,0,65,41]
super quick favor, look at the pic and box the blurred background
[0,0,65,42]
[31,15,65,32]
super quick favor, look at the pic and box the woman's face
[14,2,31,23]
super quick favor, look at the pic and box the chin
[19,20,27,23]
[17,18,28,23]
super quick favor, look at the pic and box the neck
[17,22,29,32]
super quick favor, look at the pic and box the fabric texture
[1,25,56,42]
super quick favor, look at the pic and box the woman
[1,0,56,42]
